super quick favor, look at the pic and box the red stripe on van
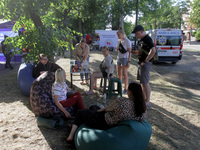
[160,47,180,50]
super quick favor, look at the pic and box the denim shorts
[117,58,129,66]
[137,62,151,84]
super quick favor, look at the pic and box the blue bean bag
[30,71,75,118]
[75,119,152,150]
[17,63,35,96]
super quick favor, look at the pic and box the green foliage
[138,0,188,30]
[195,29,200,40]
[190,0,200,28]
[0,0,80,62]
[124,21,133,36]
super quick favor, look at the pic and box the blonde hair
[55,68,66,84]
[117,27,127,38]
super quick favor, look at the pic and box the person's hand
[140,62,146,67]
[107,76,110,82]
[126,62,130,68]
[40,71,46,74]
[64,111,71,118]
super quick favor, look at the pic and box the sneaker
[123,89,127,94]
[86,91,95,95]
[146,102,151,110]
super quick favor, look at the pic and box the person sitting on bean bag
[33,53,62,78]
[52,69,85,119]
[67,82,147,142]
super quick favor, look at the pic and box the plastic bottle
[103,93,106,103]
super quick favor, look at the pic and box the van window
[156,36,181,46]
[128,36,136,41]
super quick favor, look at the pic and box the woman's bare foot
[66,137,73,142]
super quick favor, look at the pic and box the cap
[132,25,144,33]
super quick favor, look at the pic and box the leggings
[60,92,85,110]
[74,109,110,130]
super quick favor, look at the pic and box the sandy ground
[0,47,200,150]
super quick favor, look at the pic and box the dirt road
[151,43,200,92]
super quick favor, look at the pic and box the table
[70,66,91,88]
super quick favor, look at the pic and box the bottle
[103,93,106,103]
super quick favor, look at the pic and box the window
[156,36,181,46]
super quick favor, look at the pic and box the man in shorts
[132,25,156,109]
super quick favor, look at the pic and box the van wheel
[172,62,177,64]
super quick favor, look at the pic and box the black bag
[99,59,113,78]
[118,41,127,54]
[99,61,107,73]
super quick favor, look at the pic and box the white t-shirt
[52,82,68,102]
[116,38,131,58]
[102,54,114,74]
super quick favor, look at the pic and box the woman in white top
[86,46,114,95]
[116,27,132,94]
[52,69,85,118]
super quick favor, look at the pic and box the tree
[190,0,200,29]
[137,0,188,30]
[0,0,79,61]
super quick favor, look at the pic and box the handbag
[99,61,107,72]
[99,59,113,78]
[118,41,127,54]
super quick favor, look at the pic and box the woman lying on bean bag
[67,82,147,141]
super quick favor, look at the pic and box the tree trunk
[79,18,83,37]
[30,12,43,27]
[119,0,124,29]
[154,18,156,29]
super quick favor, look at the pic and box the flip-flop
[86,91,95,95]
[80,82,86,85]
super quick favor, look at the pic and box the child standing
[52,69,85,118]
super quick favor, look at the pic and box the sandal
[80,82,86,85]
[93,86,98,90]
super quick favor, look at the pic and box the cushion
[75,119,152,150]
[30,71,75,118]
[17,63,35,96]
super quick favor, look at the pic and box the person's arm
[74,45,78,60]
[126,48,132,67]
[141,47,156,66]
[97,107,107,112]
[0,44,2,53]
[107,66,111,79]
[54,95,71,118]
[83,45,90,61]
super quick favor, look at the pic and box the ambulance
[148,28,183,64]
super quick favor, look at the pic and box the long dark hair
[128,82,146,116]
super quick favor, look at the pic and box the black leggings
[74,109,110,130]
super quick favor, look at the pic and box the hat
[132,25,144,33]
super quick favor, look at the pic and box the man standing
[132,25,156,109]
[1,35,13,69]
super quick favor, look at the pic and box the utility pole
[134,0,139,51]
[119,0,124,29]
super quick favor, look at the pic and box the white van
[148,29,183,64]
